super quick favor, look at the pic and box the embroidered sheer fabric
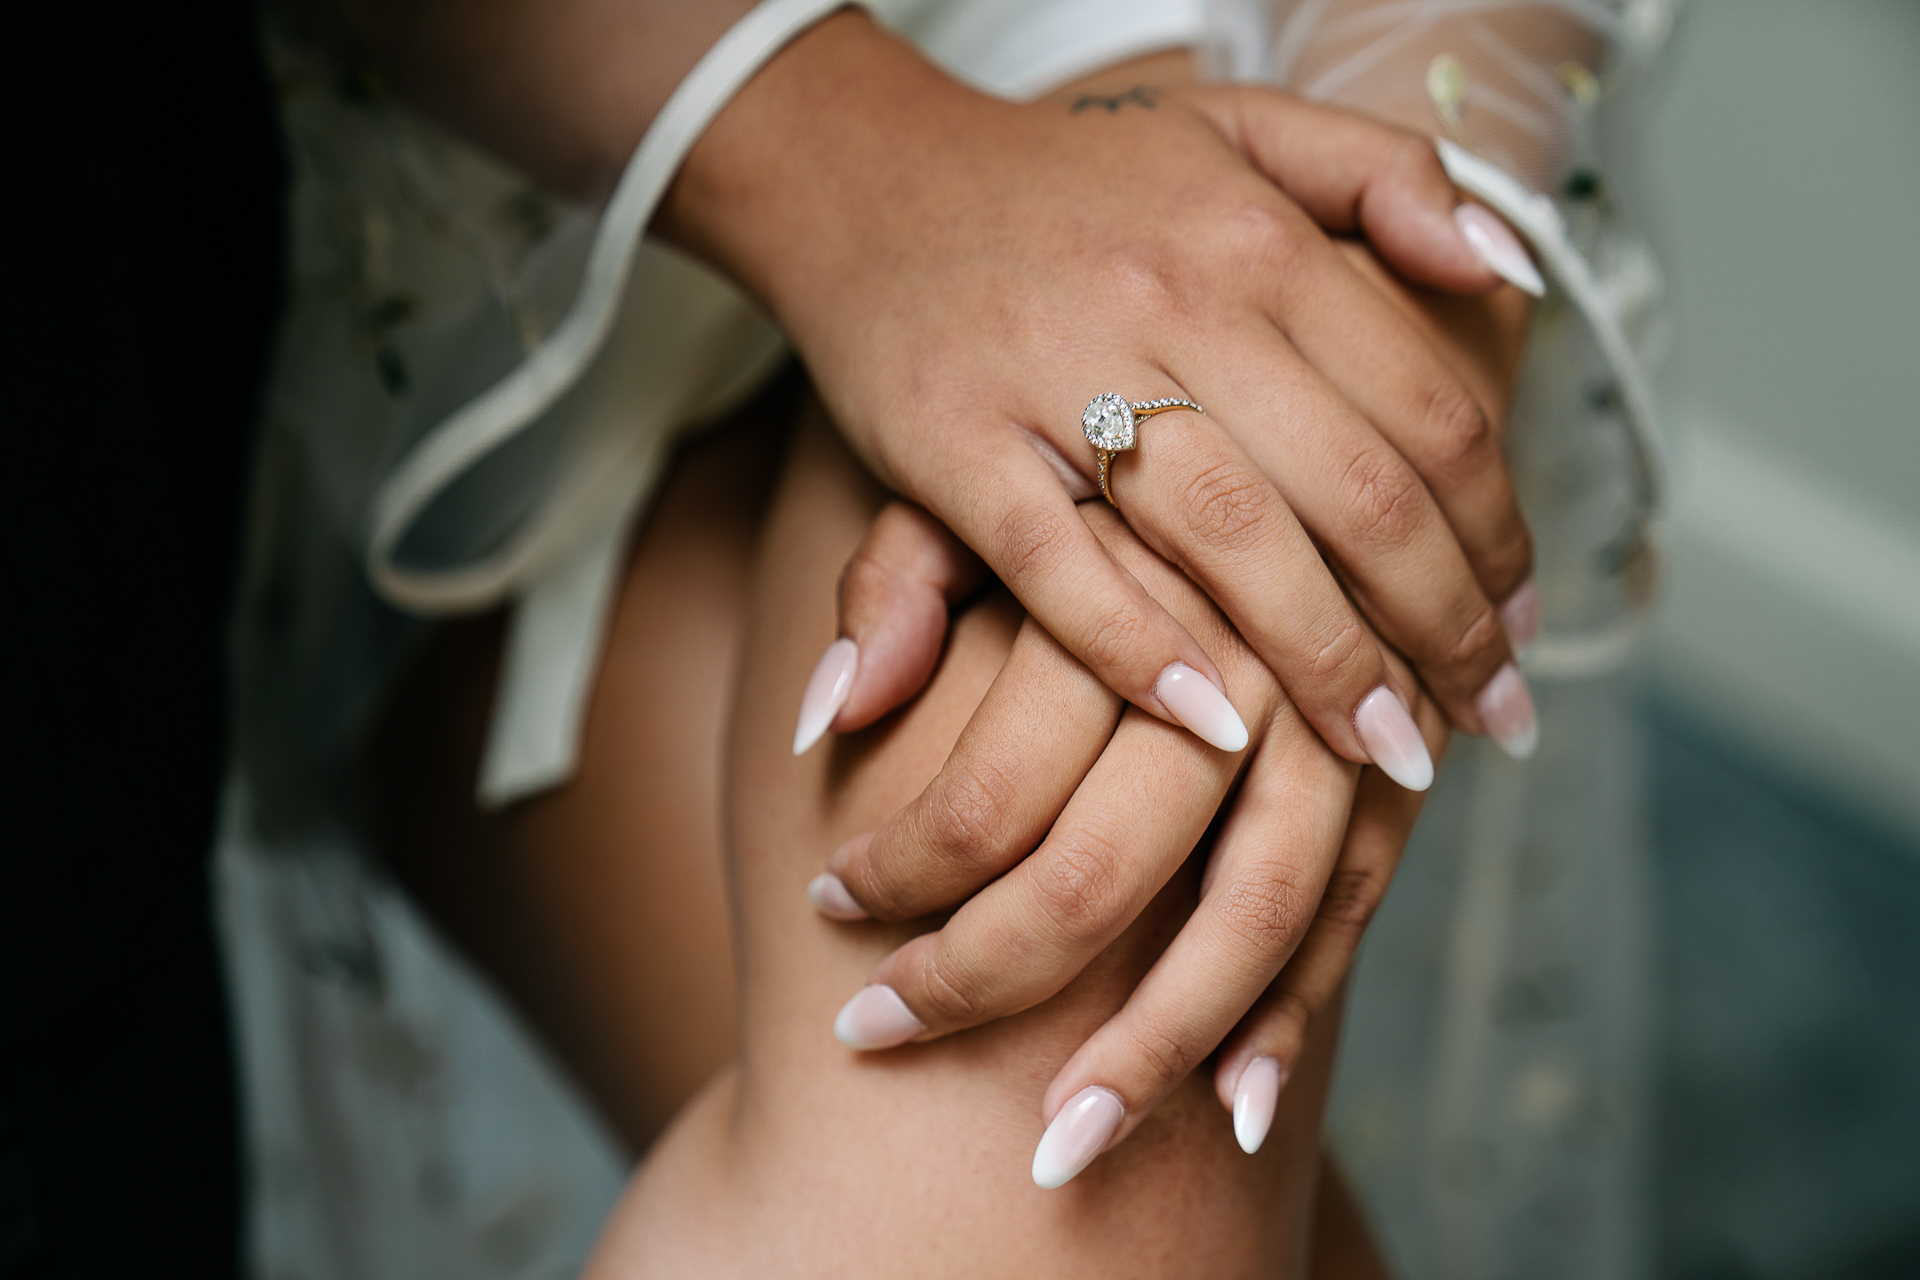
[1205,4,1676,1277]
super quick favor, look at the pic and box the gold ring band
[1082,393,1205,505]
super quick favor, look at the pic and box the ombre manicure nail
[1500,578,1540,656]
[1155,663,1249,752]
[1032,1087,1125,1189]
[1353,685,1435,792]
[832,985,924,1050]
[1233,1057,1286,1155]
[1455,204,1546,297]
[807,872,869,922]
[793,638,858,755]
[1475,662,1539,760]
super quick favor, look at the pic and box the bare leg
[370,388,1388,1275]
[576,408,1347,1277]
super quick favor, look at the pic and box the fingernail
[1233,1057,1286,1155]
[1475,662,1539,760]
[1353,686,1434,792]
[807,872,870,921]
[1154,662,1249,752]
[793,638,858,755]
[832,984,924,1050]
[1500,578,1540,656]
[1454,204,1545,297]
[1032,1086,1126,1189]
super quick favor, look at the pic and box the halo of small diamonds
[1082,392,1136,452]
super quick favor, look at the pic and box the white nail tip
[793,638,858,756]
[832,985,924,1050]
[1155,663,1249,753]
[807,873,869,921]
[1455,204,1546,298]
[1232,1057,1284,1155]
[1475,662,1539,761]
[1032,1087,1125,1189]
[1353,686,1435,792]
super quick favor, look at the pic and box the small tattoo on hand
[1070,86,1158,114]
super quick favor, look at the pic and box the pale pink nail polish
[1032,1087,1125,1189]
[1455,204,1546,297]
[832,984,924,1050]
[807,873,870,921]
[1500,578,1540,655]
[1353,685,1434,792]
[793,638,858,756]
[1154,663,1249,752]
[1475,661,1539,760]
[1232,1057,1286,1155]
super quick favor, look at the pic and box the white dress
[217,1,1667,1276]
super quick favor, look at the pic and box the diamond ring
[1082,392,1205,505]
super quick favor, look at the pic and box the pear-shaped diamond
[1082,393,1136,451]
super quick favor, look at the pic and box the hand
[664,13,1544,776]
[802,232,1532,1178]
[816,492,1438,1187]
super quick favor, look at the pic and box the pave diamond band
[1081,393,1204,505]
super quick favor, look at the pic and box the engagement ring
[1082,392,1204,505]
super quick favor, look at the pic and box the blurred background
[1640,0,1919,1275]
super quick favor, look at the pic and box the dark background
[1,3,284,1275]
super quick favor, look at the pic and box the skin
[583,408,1357,1277]
[342,0,1542,780]
[338,3,1572,1265]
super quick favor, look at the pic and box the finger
[1168,323,1530,751]
[1212,671,1451,1152]
[837,703,1233,1049]
[1271,232,1534,613]
[818,615,1121,922]
[909,429,1252,752]
[1111,407,1435,783]
[1197,89,1504,295]
[1028,706,1357,1187]
[791,500,988,757]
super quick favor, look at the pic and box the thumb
[795,500,984,754]
[1203,88,1521,295]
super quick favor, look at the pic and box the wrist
[657,10,977,322]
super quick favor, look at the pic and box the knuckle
[1261,987,1318,1046]
[919,763,1020,875]
[1440,600,1508,674]
[1212,867,1313,956]
[914,944,988,1026]
[837,552,896,615]
[1422,381,1492,474]
[991,503,1075,586]
[1316,865,1389,936]
[1030,835,1126,946]
[1385,129,1447,187]
[1341,445,1429,553]
[1077,600,1149,677]
[1299,608,1373,690]
[1121,1019,1198,1094]
[1176,454,1274,553]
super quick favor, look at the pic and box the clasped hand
[661,12,1541,1185]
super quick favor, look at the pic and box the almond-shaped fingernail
[1154,662,1249,752]
[1500,577,1540,656]
[793,638,858,755]
[1032,1087,1125,1189]
[1353,685,1434,792]
[1455,203,1545,298]
[1475,661,1539,760]
[807,872,870,921]
[832,984,924,1050]
[1233,1057,1286,1155]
